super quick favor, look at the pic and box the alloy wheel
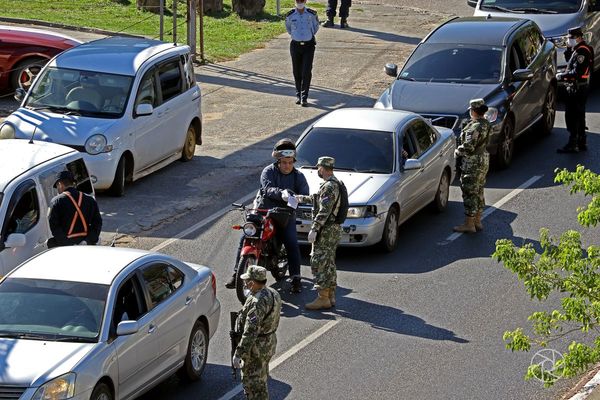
[191,328,207,372]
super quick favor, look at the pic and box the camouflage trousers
[459,154,489,216]
[310,224,341,289]
[241,336,277,400]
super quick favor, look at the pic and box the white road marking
[216,319,340,400]
[150,191,256,252]
[439,174,543,245]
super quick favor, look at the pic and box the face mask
[296,2,305,9]
[567,38,577,47]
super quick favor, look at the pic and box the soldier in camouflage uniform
[453,98,492,233]
[232,265,282,400]
[297,156,342,310]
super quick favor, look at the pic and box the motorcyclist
[226,138,310,293]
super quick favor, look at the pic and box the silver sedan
[295,108,456,252]
[0,246,220,400]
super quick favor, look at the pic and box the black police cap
[53,170,76,188]
[568,26,584,38]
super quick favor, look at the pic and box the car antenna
[28,126,38,144]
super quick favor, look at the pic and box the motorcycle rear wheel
[271,246,288,281]
[235,255,256,304]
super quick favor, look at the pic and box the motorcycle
[231,203,291,304]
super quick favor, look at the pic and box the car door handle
[148,324,156,334]
[185,296,192,305]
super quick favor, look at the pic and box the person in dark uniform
[322,0,351,29]
[285,0,319,107]
[47,170,102,248]
[557,26,594,153]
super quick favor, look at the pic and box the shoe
[340,19,349,28]
[453,216,476,233]
[290,277,302,293]
[474,212,483,232]
[323,19,334,28]
[301,99,308,107]
[557,145,579,153]
[329,285,336,307]
[295,96,301,105]
[306,288,332,310]
[225,274,236,289]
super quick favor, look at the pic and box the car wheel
[538,86,556,137]
[236,255,256,304]
[378,207,399,253]
[180,124,197,161]
[432,170,450,213]
[108,156,126,197]
[495,117,514,169]
[177,320,209,381]
[10,57,47,91]
[90,382,112,400]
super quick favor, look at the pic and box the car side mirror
[385,63,398,78]
[4,233,26,248]
[403,159,422,171]
[512,68,534,82]
[135,103,153,116]
[116,320,139,336]
[14,88,26,102]
[467,0,477,7]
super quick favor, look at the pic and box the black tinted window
[141,264,174,309]
[67,158,93,195]
[297,128,394,174]
[158,60,183,102]
[517,26,544,66]
[5,184,39,236]
[410,120,437,156]
[401,44,503,83]
[135,69,157,108]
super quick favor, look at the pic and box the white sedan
[295,108,456,252]
[0,246,220,400]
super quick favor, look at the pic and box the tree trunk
[232,0,265,18]
[203,0,223,13]
[137,0,162,13]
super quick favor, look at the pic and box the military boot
[474,212,483,232]
[306,288,331,310]
[224,273,236,289]
[329,285,336,307]
[323,18,334,27]
[453,216,476,233]
[340,18,349,28]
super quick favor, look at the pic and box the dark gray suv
[375,17,557,168]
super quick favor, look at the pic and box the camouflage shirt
[234,286,282,359]
[456,117,491,158]
[311,175,341,231]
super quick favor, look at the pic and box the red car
[0,25,81,93]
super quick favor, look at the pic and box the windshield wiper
[334,167,358,172]
[481,4,524,13]
[0,331,49,340]
[53,335,96,343]
[357,169,388,173]
[45,106,82,116]
[398,76,416,81]
[510,7,557,14]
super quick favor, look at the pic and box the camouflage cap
[240,265,267,281]
[469,98,486,109]
[316,156,335,168]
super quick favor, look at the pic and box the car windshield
[480,0,582,13]
[296,127,395,174]
[25,67,133,118]
[401,44,504,84]
[0,278,108,342]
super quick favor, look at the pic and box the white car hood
[299,169,392,205]
[0,338,95,386]
[6,108,117,146]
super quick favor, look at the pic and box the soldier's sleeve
[311,181,339,231]
[457,122,480,156]
[234,296,269,359]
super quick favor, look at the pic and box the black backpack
[334,180,349,224]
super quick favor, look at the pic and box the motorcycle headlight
[484,107,499,123]
[0,123,16,139]
[346,206,377,219]
[243,222,257,237]
[85,134,112,155]
[32,372,76,400]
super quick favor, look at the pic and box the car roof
[0,25,81,45]
[312,108,417,132]
[9,246,151,285]
[52,36,184,76]
[0,139,77,192]
[428,17,528,46]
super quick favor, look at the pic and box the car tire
[108,156,126,197]
[90,382,113,400]
[431,170,450,213]
[10,56,47,91]
[378,206,399,253]
[495,117,514,169]
[236,255,256,304]
[177,320,209,382]
[537,86,556,137]
[180,124,197,161]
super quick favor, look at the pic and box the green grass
[0,0,325,62]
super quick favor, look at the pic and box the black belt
[292,39,314,45]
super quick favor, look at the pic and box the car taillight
[211,272,216,297]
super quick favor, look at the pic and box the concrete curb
[569,369,600,400]
[0,16,144,38]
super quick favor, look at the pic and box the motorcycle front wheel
[235,255,256,304]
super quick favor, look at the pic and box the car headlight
[0,123,16,139]
[32,372,76,400]
[484,107,499,123]
[85,134,113,155]
[243,222,257,237]
[346,206,377,219]
[550,35,568,48]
